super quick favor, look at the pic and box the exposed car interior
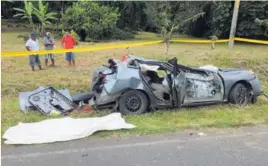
[137,61,224,104]
[139,64,172,101]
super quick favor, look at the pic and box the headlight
[249,70,255,74]
[249,70,257,78]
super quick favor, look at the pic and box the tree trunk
[30,19,35,31]
[41,24,44,35]
[164,39,169,61]
[211,41,215,50]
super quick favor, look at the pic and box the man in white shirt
[25,32,42,71]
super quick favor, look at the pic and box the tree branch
[181,12,205,25]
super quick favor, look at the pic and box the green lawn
[1,30,268,138]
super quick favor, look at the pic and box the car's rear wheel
[119,90,149,115]
[229,83,249,105]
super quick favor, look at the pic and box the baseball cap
[30,32,37,37]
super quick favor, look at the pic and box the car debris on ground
[19,86,92,116]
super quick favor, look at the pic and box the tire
[119,90,149,115]
[251,95,258,104]
[229,83,249,105]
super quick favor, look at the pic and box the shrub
[60,1,119,40]
[111,28,135,40]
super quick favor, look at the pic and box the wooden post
[228,0,240,49]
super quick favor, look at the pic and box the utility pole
[228,0,240,49]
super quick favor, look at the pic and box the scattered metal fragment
[19,86,77,115]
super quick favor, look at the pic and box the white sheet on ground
[3,113,136,145]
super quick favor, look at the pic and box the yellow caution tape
[1,37,267,57]
[170,39,230,43]
[170,37,268,44]
[1,40,162,57]
[234,37,268,45]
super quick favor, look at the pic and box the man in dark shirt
[44,32,55,67]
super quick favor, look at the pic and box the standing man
[61,31,76,67]
[44,32,55,67]
[26,32,42,71]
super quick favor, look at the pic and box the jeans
[45,53,55,60]
[29,55,41,66]
[65,52,75,61]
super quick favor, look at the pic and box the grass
[1,29,268,139]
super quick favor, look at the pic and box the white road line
[2,139,184,160]
[2,131,268,160]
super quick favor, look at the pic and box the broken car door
[183,72,224,104]
[171,70,187,108]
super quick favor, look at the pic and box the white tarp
[3,113,136,145]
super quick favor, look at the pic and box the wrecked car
[72,55,263,115]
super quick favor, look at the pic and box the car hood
[219,68,247,72]
[218,68,256,80]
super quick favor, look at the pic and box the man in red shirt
[61,31,76,66]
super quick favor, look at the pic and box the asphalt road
[2,126,268,166]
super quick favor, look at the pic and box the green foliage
[9,1,268,40]
[32,0,57,34]
[111,28,135,40]
[100,1,148,31]
[236,1,268,39]
[61,1,120,40]
[147,2,205,40]
[13,0,57,34]
[208,1,232,38]
[13,0,35,29]
[185,1,268,39]
[70,30,80,42]
[255,18,268,27]
[255,18,268,37]
[145,2,205,58]
[186,1,233,38]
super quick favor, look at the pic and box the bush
[111,28,135,40]
[60,1,119,40]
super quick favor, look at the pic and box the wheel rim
[125,94,142,112]
[236,87,248,104]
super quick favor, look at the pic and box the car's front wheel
[119,90,149,115]
[229,83,249,105]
